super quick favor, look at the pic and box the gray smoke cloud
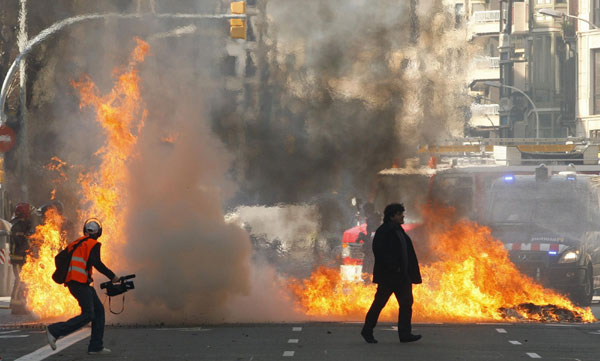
[0,0,473,323]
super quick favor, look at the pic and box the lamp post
[484,81,541,138]
[537,8,599,30]
[0,12,247,124]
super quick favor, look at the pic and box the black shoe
[361,329,378,344]
[400,334,422,343]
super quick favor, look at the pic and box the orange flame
[20,39,149,319]
[20,208,78,318]
[290,205,596,323]
[72,38,149,265]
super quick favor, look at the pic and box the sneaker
[88,347,111,355]
[400,334,422,343]
[45,326,57,350]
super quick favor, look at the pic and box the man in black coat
[361,203,422,344]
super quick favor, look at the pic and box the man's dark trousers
[47,282,105,352]
[363,282,413,338]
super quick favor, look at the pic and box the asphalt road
[1,302,600,361]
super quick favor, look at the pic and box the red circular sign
[0,125,16,152]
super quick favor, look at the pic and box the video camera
[100,274,136,297]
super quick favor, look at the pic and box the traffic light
[230,1,246,14]
[230,1,246,39]
[230,18,246,39]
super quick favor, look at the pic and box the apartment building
[454,0,576,139]
[577,0,600,138]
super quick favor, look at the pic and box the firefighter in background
[46,218,119,355]
[356,202,381,280]
[9,203,34,314]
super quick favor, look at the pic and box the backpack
[51,237,88,284]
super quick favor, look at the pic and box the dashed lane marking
[495,328,507,334]
[509,340,522,345]
[526,352,542,359]
[292,327,302,332]
[0,334,28,338]
[288,339,299,343]
[0,330,21,334]
[14,328,90,361]
[283,351,295,357]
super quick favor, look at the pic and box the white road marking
[588,330,600,335]
[288,339,299,343]
[544,324,578,327]
[292,327,302,332]
[496,328,507,334]
[0,334,28,338]
[509,340,522,345]
[283,351,295,357]
[526,352,541,359]
[0,330,21,334]
[14,328,90,361]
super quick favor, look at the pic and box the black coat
[372,221,422,286]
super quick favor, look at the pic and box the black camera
[100,274,136,296]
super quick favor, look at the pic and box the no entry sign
[0,125,16,152]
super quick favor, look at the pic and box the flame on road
[20,39,149,318]
[290,205,596,323]
[20,209,78,318]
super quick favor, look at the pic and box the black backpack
[52,237,88,284]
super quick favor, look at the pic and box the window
[590,129,600,138]
[594,50,600,114]
[595,0,600,28]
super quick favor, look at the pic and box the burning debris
[289,205,596,323]
[499,303,587,323]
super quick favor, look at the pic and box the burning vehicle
[484,166,600,306]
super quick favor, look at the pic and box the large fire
[20,208,78,318]
[20,39,149,318]
[290,205,596,323]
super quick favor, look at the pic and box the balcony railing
[471,103,500,116]
[473,56,500,69]
[470,10,500,23]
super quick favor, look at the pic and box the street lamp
[537,8,599,30]
[484,81,541,138]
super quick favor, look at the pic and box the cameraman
[46,218,119,355]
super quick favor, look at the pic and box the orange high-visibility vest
[64,236,98,284]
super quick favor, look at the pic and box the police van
[484,165,600,305]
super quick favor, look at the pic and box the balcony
[468,10,500,39]
[468,56,500,86]
[470,103,500,128]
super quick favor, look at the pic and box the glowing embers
[289,205,595,323]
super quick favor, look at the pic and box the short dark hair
[383,203,405,223]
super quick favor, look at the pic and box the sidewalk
[0,296,40,327]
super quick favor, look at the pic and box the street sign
[0,125,16,152]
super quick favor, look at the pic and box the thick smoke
[0,0,473,323]
[217,0,473,208]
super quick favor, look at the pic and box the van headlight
[558,250,580,263]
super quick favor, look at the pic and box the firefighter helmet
[83,218,102,239]
[14,203,31,219]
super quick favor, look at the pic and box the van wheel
[575,267,594,307]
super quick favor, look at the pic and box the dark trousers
[48,282,105,352]
[362,282,414,338]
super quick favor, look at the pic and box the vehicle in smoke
[483,168,600,305]
[339,139,600,283]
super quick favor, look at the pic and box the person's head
[383,203,405,224]
[14,203,31,219]
[83,218,103,239]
